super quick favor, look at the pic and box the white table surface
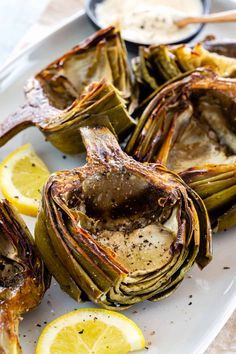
[0,0,236,353]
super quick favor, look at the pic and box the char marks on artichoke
[35,126,212,309]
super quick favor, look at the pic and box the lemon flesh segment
[36,309,145,354]
[0,144,50,216]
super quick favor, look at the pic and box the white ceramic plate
[0,4,236,354]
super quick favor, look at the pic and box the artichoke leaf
[215,204,236,233]
[149,45,181,81]
[139,47,159,90]
[35,208,83,301]
[181,165,236,233]
[35,125,211,309]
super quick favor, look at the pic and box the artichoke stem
[0,309,21,354]
[0,105,34,147]
[80,125,127,163]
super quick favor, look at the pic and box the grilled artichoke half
[133,41,236,103]
[35,125,212,310]
[126,69,236,231]
[0,80,135,154]
[0,26,135,154]
[0,200,50,354]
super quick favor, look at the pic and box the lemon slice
[0,144,50,216]
[36,308,145,354]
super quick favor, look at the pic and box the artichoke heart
[133,41,236,103]
[0,200,50,354]
[126,69,236,231]
[0,26,135,153]
[35,125,212,310]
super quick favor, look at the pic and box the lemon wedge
[0,144,50,216]
[35,308,145,354]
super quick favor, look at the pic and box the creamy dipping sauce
[95,0,203,44]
